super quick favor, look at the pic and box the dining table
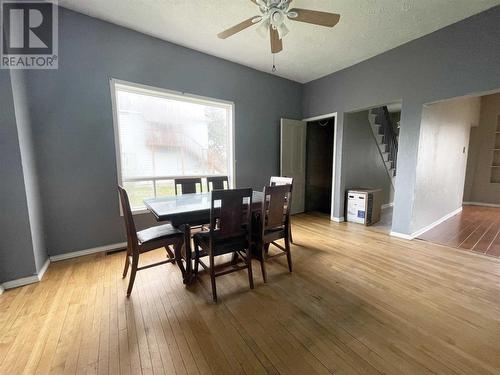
[144,191,264,284]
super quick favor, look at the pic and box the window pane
[116,88,229,179]
[123,181,154,210]
[156,180,175,197]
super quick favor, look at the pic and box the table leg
[173,236,187,282]
[177,224,196,284]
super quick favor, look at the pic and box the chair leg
[210,255,217,302]
[230,252,239,265]
[260,246,267,283]
[165,245,175,260]
[122,253,130,278]
[289,227,294,244]
[127,255,139,297]
[193,244,200,277]
[285,234,293,273]
[246,248,254,289]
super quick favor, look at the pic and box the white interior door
[280,118,306,214]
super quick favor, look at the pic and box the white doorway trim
[302,112,338,222]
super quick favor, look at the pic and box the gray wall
[0,70,38,282]
[343,111,394,208]
[23,7,302,257]
[412,97,480,232]
[10,70,49,273]
[464,93,500,204]
[303,6,500,235]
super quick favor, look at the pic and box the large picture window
[111,80,234,211]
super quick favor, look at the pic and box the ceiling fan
[217,0,340,54]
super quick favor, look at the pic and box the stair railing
[379,106,398,176]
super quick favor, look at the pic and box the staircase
[368,106,399,187]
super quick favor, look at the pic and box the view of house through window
[112,81,233,210]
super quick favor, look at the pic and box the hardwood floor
[418,205,500,257]
[1,213,500,374]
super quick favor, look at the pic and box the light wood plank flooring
[1,213,500,374]
[418,205,500,257]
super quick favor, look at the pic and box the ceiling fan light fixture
[256,19,270,38]
[277,23,289,39]
[271,10,285,25]
[218,0,340,54]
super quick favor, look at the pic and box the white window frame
[110,78,236,214]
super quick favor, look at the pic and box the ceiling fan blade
[270,27,283,54]
[288,8,340,27]
[217,17,260,39]
[250,0,266,6]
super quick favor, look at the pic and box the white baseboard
[382,202,394,210]
[463,201,500,208]
[1,242,127,291]
[37,258,50,281]
[390,207,463,241]
[331,216,345,222]
[50,242,127,262]
[412,207,463,238]
[1,257,51,291]
[390,231,413,240]
[0,286,4,295]
[2,274,40,290]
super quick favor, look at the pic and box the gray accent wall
[22,7,302,257]
[303,6,500,235]
[464,93,500,204]
[10,70,49,273]
[343,111,394,207]
[0,70,38,282]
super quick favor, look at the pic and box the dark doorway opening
[305,117,335,214]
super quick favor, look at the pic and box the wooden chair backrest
[174,178,202,195]
[270,176,293,187]
[210,188,253,242]
[117,185,138,253]
[207,176,229,192]
[262,184,292,231]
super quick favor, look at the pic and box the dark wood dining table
[144,191,263,284]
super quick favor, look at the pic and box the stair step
[374,133,385,143]
[368,109,397,188]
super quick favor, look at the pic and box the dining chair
[174,177,202,195]
[206,176,229,191]
[193,188,254,302]
[118,186,184,296]
[255,184,293,283]
[269,176,295,243]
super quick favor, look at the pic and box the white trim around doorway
[302,112,338,222]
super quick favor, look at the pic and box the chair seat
[194,231,249,255]
[264,228,285,243]
[137,223,182,245]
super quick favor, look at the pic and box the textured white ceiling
[58,0,500,83]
